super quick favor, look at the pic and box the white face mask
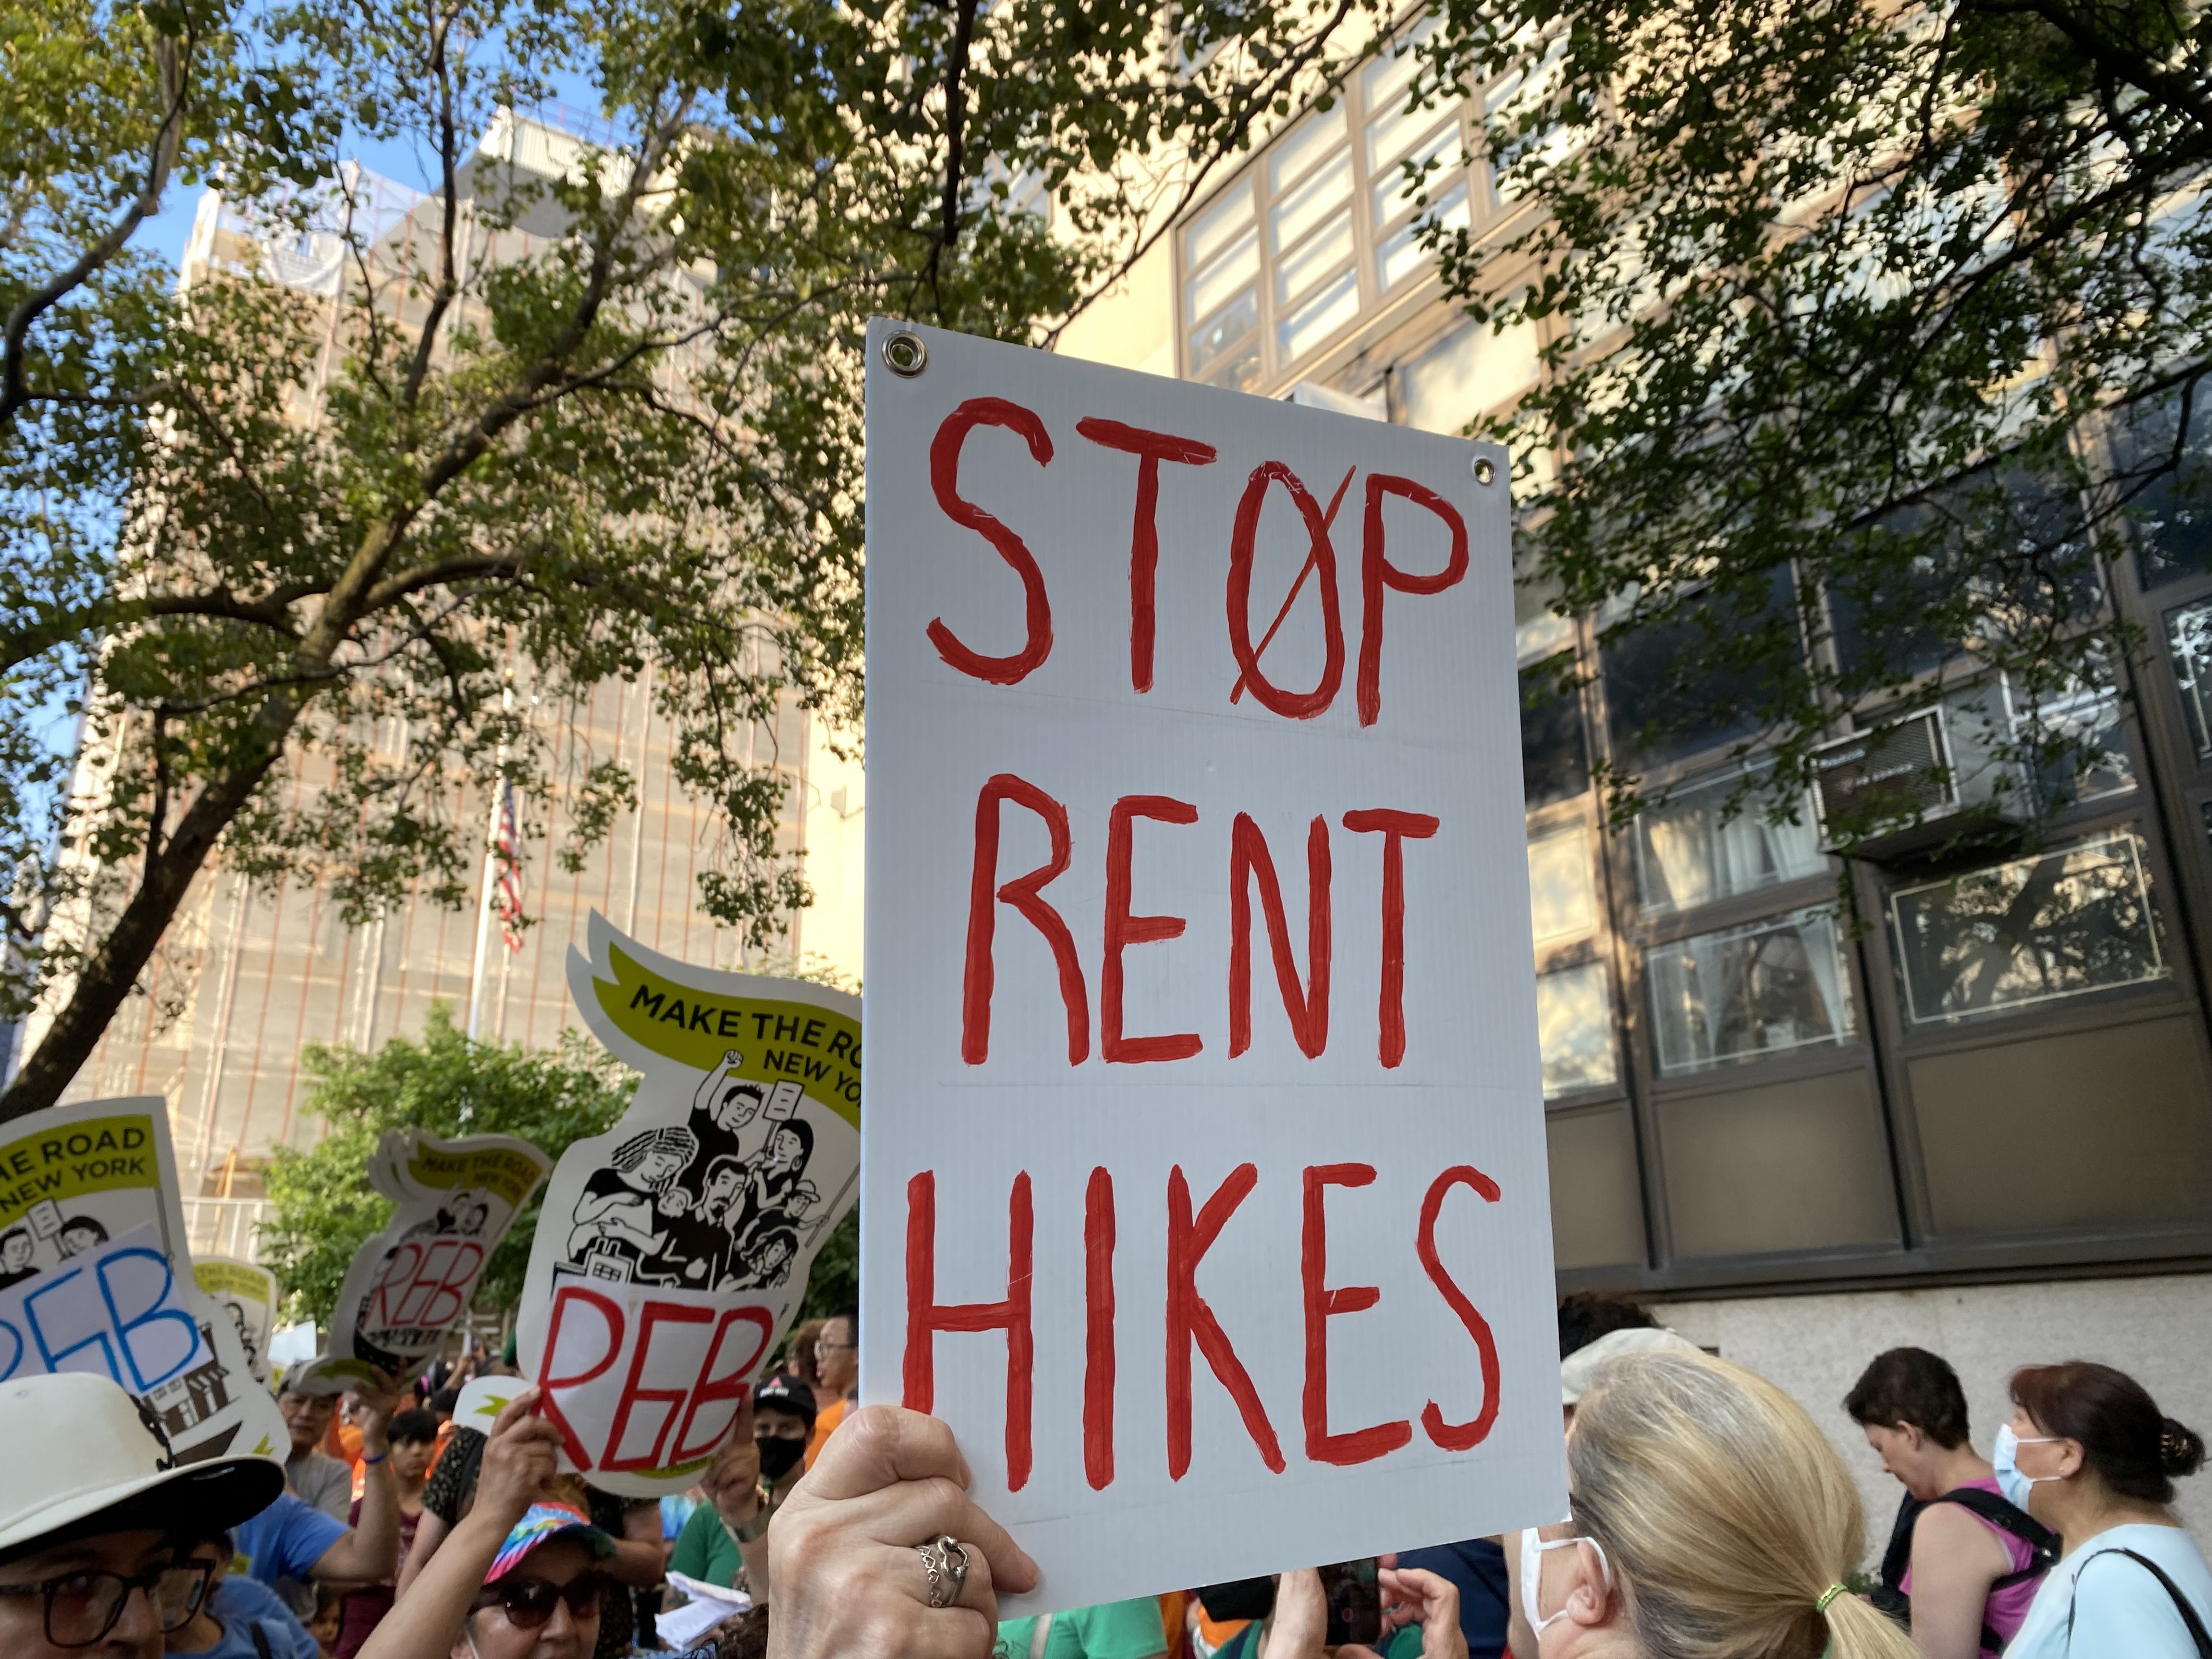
[1521,1526,1611,1639]
[1993,1424,2064,1509]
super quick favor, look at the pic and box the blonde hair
[1568,1348,1918,1659]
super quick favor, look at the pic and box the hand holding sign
[768,1406,1039,1659]
[476,1387,565,1533]
[349,1365,405,1458]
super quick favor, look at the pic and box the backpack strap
[250,1622,275,1659]
[1902,1487,2060,1655]
[2064,1548,2212,1658]
[1878,1492,1926,1594]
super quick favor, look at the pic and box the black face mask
[756,1434,806,1482]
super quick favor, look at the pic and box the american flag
[493,779,526,953]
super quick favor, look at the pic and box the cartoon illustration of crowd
[561,1053,822,1293]
[0,1209,112,1291]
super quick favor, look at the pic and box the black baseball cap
[753,1372,817,1431]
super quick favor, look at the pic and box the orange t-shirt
[804,1397,850,1470]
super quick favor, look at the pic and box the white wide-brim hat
[0,1372,284,1562]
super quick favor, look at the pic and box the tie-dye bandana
[486,1501,617,1583]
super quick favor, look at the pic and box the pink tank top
[1899,1477,2041,1657]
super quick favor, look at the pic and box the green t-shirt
[997,1596,1167,1659]
[668,1500,742,1590]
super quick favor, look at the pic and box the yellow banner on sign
[407,1144,546,1210]
[0,1113,159,1227]
[194,1260,274,1305]
[591,945,862,1127]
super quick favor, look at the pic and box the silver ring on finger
[916,1534,972,1609]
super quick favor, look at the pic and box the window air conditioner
[1810,696,2029,860]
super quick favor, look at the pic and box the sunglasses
[473,1573,617,1630]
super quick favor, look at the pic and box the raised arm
[309,1370,403,1583]
[359,1391,562,1659]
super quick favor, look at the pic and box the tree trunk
[0,705,299,1125]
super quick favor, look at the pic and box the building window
[1635,770,1825,916]
[1184,183,1261,392]
[1178,18,1487,387]
[1645,909,1855,1075]
[2169,597,2212,763]
[1528,824,1598,946]
[1271,106,1359,363]
[1537,960,1617,1097]
[1399,316,1541,437]
[1522,658,1589,810]
[1888,830,2169,1024]
[2114,393,2212,591]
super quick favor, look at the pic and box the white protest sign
[860,319,1567,1610]
[194,1256,280,1385]
[0,1098,285,1462]
[452,1371,526,1435]
[516,915,861,1496]
[0,1223,211,1380]
[306,1130,551,1389]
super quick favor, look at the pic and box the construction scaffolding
[33,119,814,1242]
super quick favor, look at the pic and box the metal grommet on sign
[1471,454,1497,486]
[882,330,929,377]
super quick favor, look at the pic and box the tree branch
[1,27,190,425]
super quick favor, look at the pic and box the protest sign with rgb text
[860,319,1566,1611]
[0,1098,285,1460]
[517,915,861,1497]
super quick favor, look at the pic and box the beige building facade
[24,121,866,1256]
[1058,11,2212,1551]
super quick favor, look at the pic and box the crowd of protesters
[1,1295,2205,1659]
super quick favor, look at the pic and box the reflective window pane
[1277,266,1359,361]
[1196,332,1262,393]
[1537,961,1617,1097]
[1367,97,1449,177]
[1602,568,1795,772]
[2023,678,2134,806]
[1888,831,2169,1025]
[1528,825,1596,946]
[2169,597,2212,761]
[1516,562,1573,665]
[1186,183,1255,272]
[1522,659,1589,810]
[1275,206,1354,303]
[1646,910,1855,1076]
[1188,287,1257,380]
[1186,226,1259,328]
[1375,184,1468,291]
[1373,124,1460,231]
[1635,771,1824,915]
[1271,105,1348,193]
[1398,316,1539,433]
[1361,14,1437,123]
[2112,393,2212,590]
[1272,150,1353,255]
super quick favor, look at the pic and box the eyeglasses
[473,1573,616,1630]
[0,1560,218,1647]
[814,1339,856,1353]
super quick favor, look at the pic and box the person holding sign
[766,1404,1038,1659]
[234,1370,407,1620]
[355,1390,611,1659]
[0,1371,284,1659]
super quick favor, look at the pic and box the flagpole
[467,681,514,1042]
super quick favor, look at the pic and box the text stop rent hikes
[930,395,1472,1071]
